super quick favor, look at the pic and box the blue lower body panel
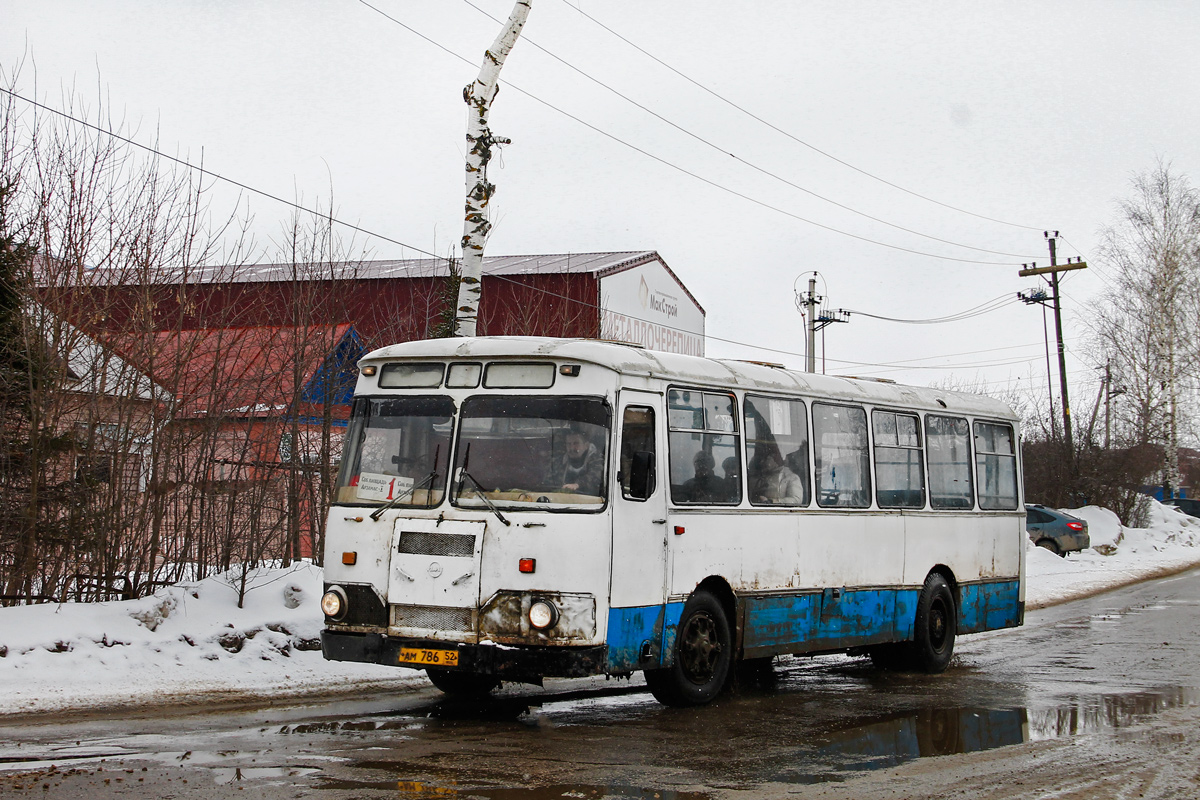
[742,588,920,655]
[957,580,1022,634]
[605,578,1021,671]
[606,602,683,672]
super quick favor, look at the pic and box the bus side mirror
[629,451,655,500]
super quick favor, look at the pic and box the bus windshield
[453,396,610,510]
[335,396,454,507]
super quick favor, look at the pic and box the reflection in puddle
[318,778,709,800]
[213,765,322,784]
[801,685,1198,780]
[803,707,1027,778]
[1028,687,1197,740]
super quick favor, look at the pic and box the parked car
[1169,497,1200,518]
[1025,504,1090,556]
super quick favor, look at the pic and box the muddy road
[2,568,1200,799]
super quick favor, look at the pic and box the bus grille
[397,531,475,557]
[392,604,474,632]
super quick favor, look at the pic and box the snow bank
[2,499,1199,716]
[0,563,424,716]
[1025,499,1200,608]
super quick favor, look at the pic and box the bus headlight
[528,599,559,630]
[322,586,348,620]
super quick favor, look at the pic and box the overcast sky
[5,1,1199,408]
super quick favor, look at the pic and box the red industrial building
[35,251,705,570]
[52,250,705,357]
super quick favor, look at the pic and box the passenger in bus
[682,451,727,503]
[559,428,604,495]
[722,456,741,499]
[752,448,804,505]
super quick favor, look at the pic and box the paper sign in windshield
[357,473,415,501]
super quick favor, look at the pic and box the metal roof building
[53,251,706,357]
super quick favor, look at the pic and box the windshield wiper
[454,444,510,526]
[457,470,511,527]
[369,445,440,522]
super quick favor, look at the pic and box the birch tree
[454,0,531,337]
[1092,161,1200,496]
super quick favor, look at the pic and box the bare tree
[1091,161,1200,497]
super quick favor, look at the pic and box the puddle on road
[306,684,1199,794]
[211,765,322,785]
[317,778,710,800]
[780,686,1200,782]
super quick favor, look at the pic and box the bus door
[607,390,669,668]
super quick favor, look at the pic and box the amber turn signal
[342,551,357,565]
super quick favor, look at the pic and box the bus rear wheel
[644,590,732,707]
[913,573,956,673]
[426,668,500,697]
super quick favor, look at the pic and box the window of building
[873,410,925,508]
[813,403,871,508]
[926,415,974,509]
[744,395,809,506]
[667,389,741,505]
[974,421,1019,510]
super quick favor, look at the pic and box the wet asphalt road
[2,567,1199,799]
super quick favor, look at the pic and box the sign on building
[600,257,705,356]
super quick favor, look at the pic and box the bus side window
[620,406,656,500]
[926,414,975,509]
[813,402,871,508]
[744,395,810,507]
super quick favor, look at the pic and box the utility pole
[795,273,849,373]
[1018,232,1086,456]
[803,275,819,373]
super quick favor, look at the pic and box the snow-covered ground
[2,500,1199,718]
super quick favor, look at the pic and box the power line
[556,0,1045,233]
[461,0,1040,260]
[0,88,447,263]
[355,0,1024,266]
[842,293,1018,324]
[3,85,1048,379]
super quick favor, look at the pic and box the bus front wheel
[913,573,956,673]
[644,590,732,707]
[426,668,500,697]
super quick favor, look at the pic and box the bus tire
[426,668,500,697]
[913,573,955,673]
[644,590,732,707]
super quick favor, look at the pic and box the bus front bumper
[321,630,607,681]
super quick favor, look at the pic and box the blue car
[1025,504,1089,556]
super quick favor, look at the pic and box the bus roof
[361,337,1018,421]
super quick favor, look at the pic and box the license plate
[399,647,459,667]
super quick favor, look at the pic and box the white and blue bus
[320,337,1024,706]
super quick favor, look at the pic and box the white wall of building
[599,259,705,356]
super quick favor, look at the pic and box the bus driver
[559,428,603,495]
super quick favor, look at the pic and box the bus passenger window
[620,406,656,500]
[873,410,925,508]
[667,389,741,505]
[744,395,810,506]
[974,421,1018,509]
[926,415,974,509]
[813,403,871,508]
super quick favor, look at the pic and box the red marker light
[674,526,685,536]
[519,558,536,573]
